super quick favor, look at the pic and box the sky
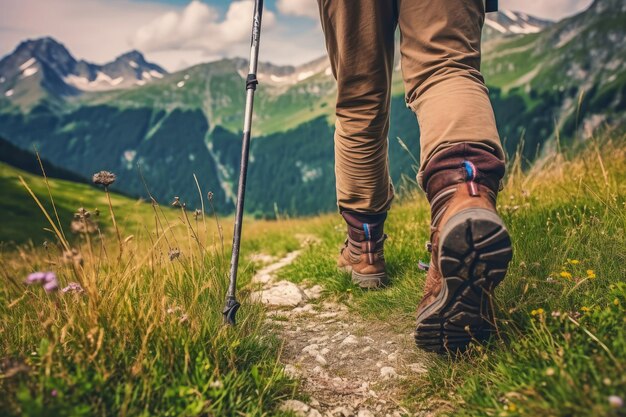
[0,0,594,72]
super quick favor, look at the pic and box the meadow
[1,130,625,416]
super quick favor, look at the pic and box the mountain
[0,136,87,183]
[483,10,552,39]
[0,37,167,109]
[0,2,623,216]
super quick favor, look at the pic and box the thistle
[93,170,122,259]
[92,171,116,187]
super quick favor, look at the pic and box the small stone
[330,406,353,417]
[315,355,327,366]
[357,410,375,417]
[308,409,323,417]
[251,272,273,284]
[283,364,299,378]
[250,280,305,307]
[407,363,428,374]
[293,304,315,314]
[279,400,310,416]
[387,352,399,362]
[340,335,359,346]
[304,284,324,300]
[380,366,398,380]
[362,346,372,353]
[320,347,330,355]
[302,344,319,356]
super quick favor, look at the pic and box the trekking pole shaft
[224,0,264,325]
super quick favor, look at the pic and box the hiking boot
[415,144,512,353]
[338,211,388,289]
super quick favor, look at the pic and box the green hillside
[0,162,153,244]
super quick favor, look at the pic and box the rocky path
[250,248,433,417]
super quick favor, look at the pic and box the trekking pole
[223,0,264,326]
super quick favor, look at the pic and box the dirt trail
[250,248,433,417]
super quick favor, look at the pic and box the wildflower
[559,271,572,280]
[531,308,545,316]
[194,209,202,220]
[545,367,555,376]
[209,379,223,389]
[609,395,624,409]
[586,269,596,279]
[75,207,90,219]
[551,311,561,318]
[614,298,620,306]
[50,389,58,397]
[581,306,591,313]
[568,259,580,265]
[92,170,116,187]
[169,248,181,261]
[61,282,84,294]
[25,272,58,293]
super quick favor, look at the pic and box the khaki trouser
[318,0,505,213]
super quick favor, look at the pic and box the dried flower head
[169,248,181,261]
[75,207,90,219]
[71,218,98,234]
[25,271,58,293]
[171,197,181,207]
[194,209,202,220]
[61,282,84,294]
[62,249,84,266]
[207,192,214,202]
[92,171,116,187]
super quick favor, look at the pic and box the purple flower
[61,282,84,294]
[25,271,59,293]
[26,272,48,284]
[51,389,58,397]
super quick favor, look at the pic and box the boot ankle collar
[425,165,500,202]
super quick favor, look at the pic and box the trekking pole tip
[222,297,241,326]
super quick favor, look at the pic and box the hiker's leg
[397,0,505,188]
[318,0,397,214]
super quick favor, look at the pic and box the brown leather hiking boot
[337,211,388,289]
[415,145,512,353]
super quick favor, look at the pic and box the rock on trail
[248,248,433,416]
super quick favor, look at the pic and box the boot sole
[352,270,387,289]
[415,208,512,353]
[338,265,387,289]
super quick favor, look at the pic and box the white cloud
[500,0,593,20]
[0,0,169,64]
[131,0,276,55]
[277,0,319,19]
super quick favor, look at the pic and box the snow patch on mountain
[22,67,38,77]
[19,58,36,71]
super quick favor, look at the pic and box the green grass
[0,164,317,416]
[278,133,626,416]
[0,162,156,244]
[2,132,625,416]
